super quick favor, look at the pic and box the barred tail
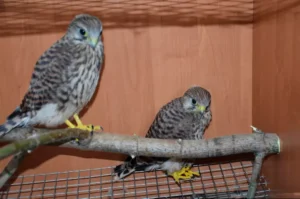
[0,119,21,137]
[114,156,137,180]
[0,107,29,137]
[114,156,164,180]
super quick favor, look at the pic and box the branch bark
[0,127,281,160]
[247,152,266,199]
[0,128,92,160]
[0,151,27,188]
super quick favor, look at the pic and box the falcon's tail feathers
[114,156,137,180]
[114,156,163,180]
[0,107,29,137]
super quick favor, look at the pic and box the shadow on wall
[253,0,300,23]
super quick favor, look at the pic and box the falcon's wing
[145,98,193,139]
[18,39,74,114]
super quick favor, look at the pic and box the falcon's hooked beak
[196,104,206,113]
[88,37,98,48]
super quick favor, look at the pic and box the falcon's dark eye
[192,99,197,105]
[79,28,86,36]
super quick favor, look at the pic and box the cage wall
[253,0,300,197]
[0,0,253,186]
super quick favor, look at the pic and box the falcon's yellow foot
[170,166,200,184]
[65,114,103,131]
[65,114,103,144]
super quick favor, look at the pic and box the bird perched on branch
[114,86,212,183]
[0,14,104,138]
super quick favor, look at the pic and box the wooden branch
[0,152,27,188]
[0,128,92,160]
[0,126,281,196]
[247,152,266,199]
[0,127,281,160]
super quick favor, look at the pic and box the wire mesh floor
[0,159,270,199]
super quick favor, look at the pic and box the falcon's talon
[65,114,103,145]
[65,114,103,132]
[170,166,200,183]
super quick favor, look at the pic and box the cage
[0,0,297,198]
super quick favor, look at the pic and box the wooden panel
[0,0,253,36]
[253,0,300,195]
[0,0,252,178]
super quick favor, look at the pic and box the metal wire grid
[0,159,270,199]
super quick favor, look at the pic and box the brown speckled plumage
[0,14,104,136]
[114,86,212,179]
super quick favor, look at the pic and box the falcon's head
[67,14,103,49]
[182,85,211,113]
